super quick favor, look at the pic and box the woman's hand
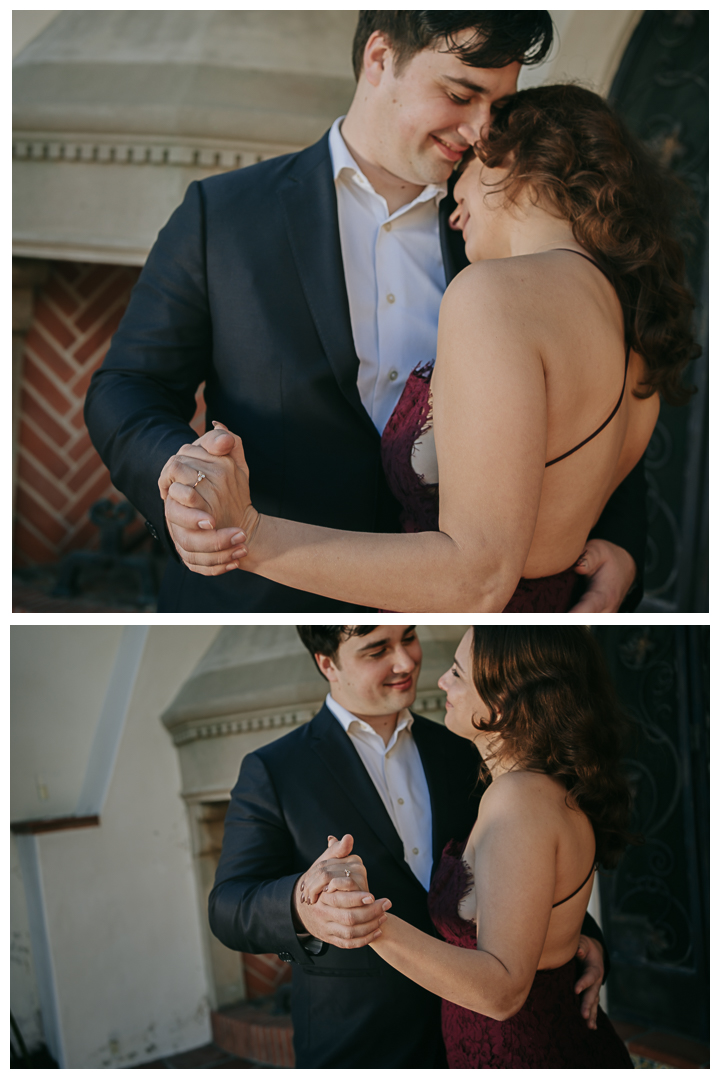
[158,423,258,574]
[298,834,371,905]
[292,835,391,948]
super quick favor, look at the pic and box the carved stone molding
[167,689,451,748]
[12,132,297,172]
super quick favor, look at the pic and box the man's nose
[392,646,416,672]
[457,106,492,147]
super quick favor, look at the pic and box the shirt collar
[325,692,414,737]
[328,115,447,210]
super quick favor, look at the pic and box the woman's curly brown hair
[474,83,700,405]
[470,626,636,868]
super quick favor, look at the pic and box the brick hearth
[14,259,205,566]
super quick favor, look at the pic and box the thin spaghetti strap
[544,247,629,468]
[551,247,612,282]
[545,343,630,467]
[552,852,597,908]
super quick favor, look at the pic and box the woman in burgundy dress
[304,627,635,1068]
[162,86,698,612]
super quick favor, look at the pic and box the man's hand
[574,934,604,1030]
[158,424,255,575]
[292,835,391,950]
[570,538,637,613]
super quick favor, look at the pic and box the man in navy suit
[208,625,608,1067]
[85,12,645,613]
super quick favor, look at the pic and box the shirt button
[389,370,398,381]
[386,293,395,304]
[397,797,404,805]
[412,847,419,855]
[384,222,392,232]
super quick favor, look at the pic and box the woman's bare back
[435,249,659,580]
[460,770,597,970]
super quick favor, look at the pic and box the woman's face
[438,629,491,743]
[450,155,513,262]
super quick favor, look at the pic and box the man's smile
[385,674,414,692]
[430,134,468,162]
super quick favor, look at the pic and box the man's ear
[316,653,339,683]
[362,30,394,87]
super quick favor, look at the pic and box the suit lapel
[310,706,418,886]
[439,174,470,285]
[411,714,455,872]
[279,136,377,435]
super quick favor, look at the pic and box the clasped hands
[294,835,604,1030]
[293,834,391,948]
[157,422,635,610]
[158,423,256,575]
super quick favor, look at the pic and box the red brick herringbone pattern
[241,953,292,1000]
[14,260,205,566]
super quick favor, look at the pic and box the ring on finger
[193,470,206,488]
[344,869,351,877]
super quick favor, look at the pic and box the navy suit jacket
[85,132,647,612]
[208,705,607,1067]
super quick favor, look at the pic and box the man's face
[364,32,520,187]
[317,625,422,722]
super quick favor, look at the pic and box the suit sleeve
[588,456,647,611]
[580,911,610,983]
[208,751,316,966]
[83,180,212,546]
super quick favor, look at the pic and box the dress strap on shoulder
[544,248,630,468]
[552,247,610,281]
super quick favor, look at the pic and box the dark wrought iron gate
[610,12,708,612]
[593,625,709,1041]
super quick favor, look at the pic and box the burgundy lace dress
[427,840,633,1069]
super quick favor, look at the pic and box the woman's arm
[369,776,559,1019]
[161,266,548,612]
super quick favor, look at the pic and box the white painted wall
[11,626,124,821]
[11,834,44,1052]
[519,10,643,96]
[11,625,220,1067]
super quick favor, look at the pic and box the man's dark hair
[297,626,377,678]
[352,11,554,80]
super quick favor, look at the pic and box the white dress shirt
[325,693,434,890]
[328,117,448,434]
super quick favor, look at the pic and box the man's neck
[332,693,401,747]
[339,117,425,215]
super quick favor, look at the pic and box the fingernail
[379,914,387,924]
[361,895,374,905]
[232,549,246,559]
[198,520,214,530]
[211,420,221,428]
[381,899,392,911]
[372,930,382,940]
[231,532,245,545]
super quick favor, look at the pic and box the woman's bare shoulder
[469,771,562,859]
[479,770,562,821]
[440,256,562,342]
[443,257,528,304]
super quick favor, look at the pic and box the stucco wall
[11,625,220,1067]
